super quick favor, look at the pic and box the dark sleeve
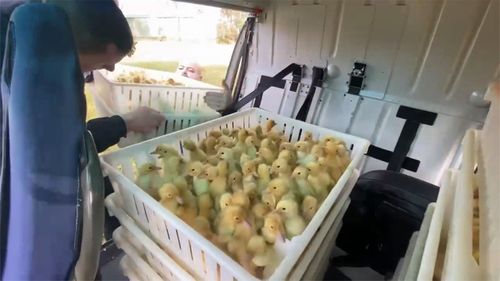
[87,115,127,153]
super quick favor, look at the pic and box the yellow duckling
[208,169,228,208]
[276,199,306,239]
[306,163,329,201]
[257,146,275,165]
[247,235,280,279]
[186,161,209,196]
[271,158,292,178]
[150,145,184,174]
[257,163,271,192]
[245,135,259,158]
[251,202,271,230]
[291,166,315,199]
[261,192,277,210]
[200,135,218,156]
[228,170,243,192]
[198,192,214,220]
[217,147,238,172]
[216,135,234,150]
[279,141,295,152]
[242,160,258,199]
[227,239,257,277]
[158,183,184,213]
[261,212,285,244]
[208,130,222,139]
[277,149,296,166]
[217,205,248,240]
[266,178,289,201]
[219,193,233,210]
[232,190,251,209]
[183,139,207,162]
[234,128,249,152]
[135,163,164,200]
[301,195,319,222]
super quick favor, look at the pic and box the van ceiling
[172,0,269,13]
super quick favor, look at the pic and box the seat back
[1,3,86,279]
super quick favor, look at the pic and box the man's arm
[87,107,165,153]
[87,115,126,153]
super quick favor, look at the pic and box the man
[0,0,163,277]
[175,60,203,81]
[0,0,165,153]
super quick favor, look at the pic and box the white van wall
[241,0,499,184]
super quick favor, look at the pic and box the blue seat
[1,3,86,279]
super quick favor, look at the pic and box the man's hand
[121,107,165,134]
[204,81,232,111]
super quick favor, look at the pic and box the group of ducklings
[135,120,350,278]
[115,70,183,86]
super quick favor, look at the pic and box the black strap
[295,67,324,122]
[222,63,303,115]
[366,145,420,172]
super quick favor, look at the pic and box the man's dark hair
[48,0,134,55]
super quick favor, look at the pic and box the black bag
[327,170,438,279]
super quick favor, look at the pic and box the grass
[123,60,227,87]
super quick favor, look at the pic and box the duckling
[306,162,332,188]
[186,161,209,196]
[221,128,231,136]
[217,205,248,240]
[158,183,183,213]
[247,235,280,278]
[251,202,271,230]
[209,170,228,209]
[216,135,235,150]
[271,158,292,178]
[177,203,198,226]
[232,190,251,209]
[306,163,329,201]
[279,142,295,152]
[248,125,265,141]
[264,119,277,133]
[261,192,277,210]
[200,136,218,156]
[295,141,314,164]
[219,193,233,210]
[276,199,306,239]
[242,160,258,200]
[291,166,315,198]
[260,138,278,152]
[192,216,216,241]
[266,178,289,201]
[234,128,249,152]
[136,163,164,200]
[245,135,259,158]
[227,239,257,277]
[261,212,285,243]
[257,164,271,192]
[302,131,315,144]
[277,149,296,167]
[183,139,207,162]
[198,193,214,220]
[301,195,319,222]
[319,135,339,145]
[257,146,275,165]
[217,147,238,172]
[208,130,222,139]
[228,171,243,192]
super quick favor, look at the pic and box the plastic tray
[101,108,370,281]
[89,64,221,147]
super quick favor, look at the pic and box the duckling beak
[152,166,162,171]
[150,150,159,155]
[176,196,184,205]
[278,232,286,243]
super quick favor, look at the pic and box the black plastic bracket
[366,105,438,173]
[347,62,366,95]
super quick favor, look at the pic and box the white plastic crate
[109,201,196,281]
[106,170,358,281]
[100,108,370,281]
[89,64,221,147]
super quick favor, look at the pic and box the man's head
[49,0,134,72]
[175,61,203,81]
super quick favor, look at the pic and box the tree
[216,9,247,44]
